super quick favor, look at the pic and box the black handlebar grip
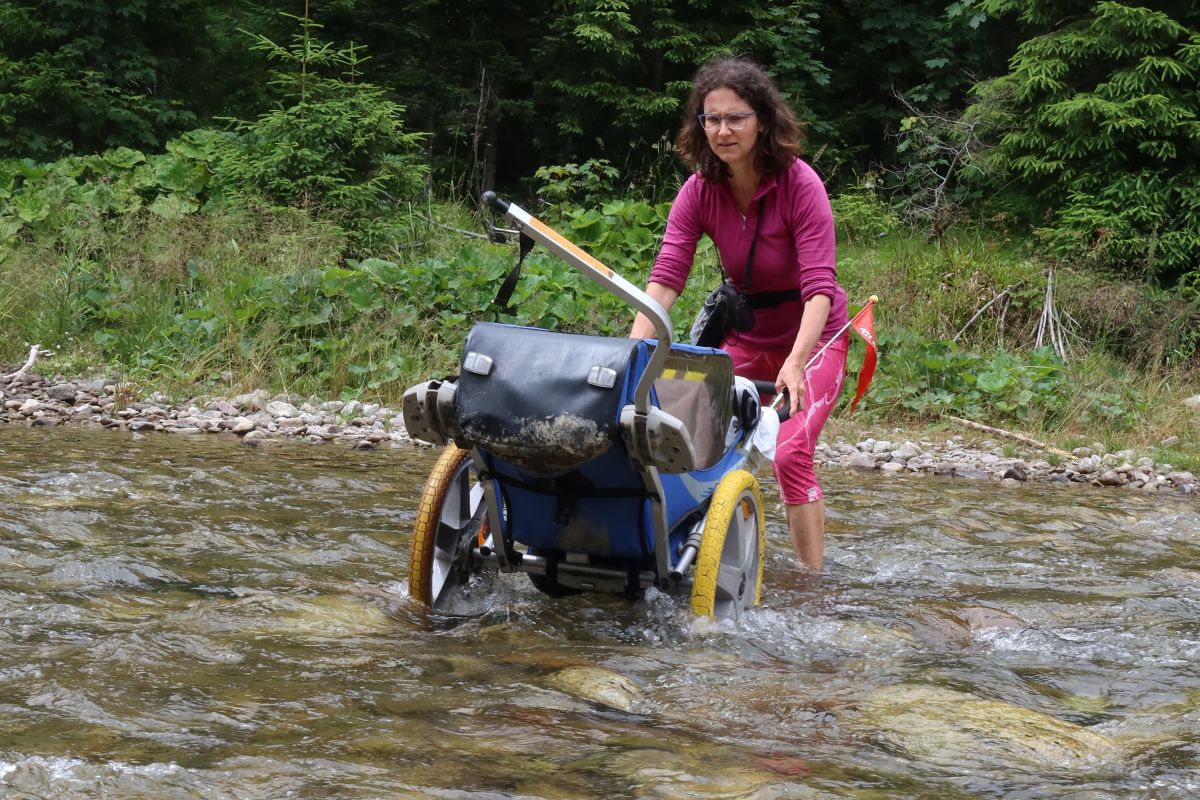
[750,379,791,422]
[481,191,509,213]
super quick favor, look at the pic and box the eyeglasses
[697,111,758,132]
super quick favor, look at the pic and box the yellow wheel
[689,469,765,620]
[409,445,490,611]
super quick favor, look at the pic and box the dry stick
[1047,269,1076,360]
[1036,267,1075,357]
[420,216,492,240]
[954,280,1023,342]
[420,214,518,243]
[1035,269,1049,350]
[1052,295,1073,360]
[1,345,41,383]
[1059,306,1084,340]
[1036,267,1067,358]
[1048,269,1066,359]
[942,413,1074,458]
[1058,287,1081,356]
[997,296,1009,349]
[1046,273,1059,356]
[1047,269,1057,353]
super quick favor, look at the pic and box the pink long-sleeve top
[651,158,849,349]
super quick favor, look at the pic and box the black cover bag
[453,322,637,473]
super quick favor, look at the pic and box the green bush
[830,180,902,244]
[534,160,621,210]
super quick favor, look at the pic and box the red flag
[848,298,877,413]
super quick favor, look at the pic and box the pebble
[2,371,1197,497]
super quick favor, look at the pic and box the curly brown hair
[676,57,805,183]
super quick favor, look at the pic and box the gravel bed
[3,372,1196,497]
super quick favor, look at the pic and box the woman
[630,57,850,571]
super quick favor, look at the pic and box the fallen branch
[954,281,1023,342]
[416,215,489,240]
[942,413,1073,458]
[1,344,41,383]
[419,215,514,243]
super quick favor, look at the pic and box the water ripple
[0,425,1196,798]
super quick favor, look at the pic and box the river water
[0,425,1197,799]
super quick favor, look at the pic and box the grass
[843,220,1197,455]
[2,197,1198,472]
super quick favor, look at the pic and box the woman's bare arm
[629,282,680,339]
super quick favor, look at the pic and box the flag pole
[770,295,877,412]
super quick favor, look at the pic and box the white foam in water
[0,755,229,799]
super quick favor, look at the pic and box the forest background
[0,0,1197,468]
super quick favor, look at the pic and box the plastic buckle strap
[493,231,536,311]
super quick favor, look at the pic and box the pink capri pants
[722,336,849,505]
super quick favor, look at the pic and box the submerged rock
[858,684,1118,770]
[545,665,643,712]
[601,748,782,799]
[206,592,395,639]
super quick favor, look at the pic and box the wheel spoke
[711,490,759,619]
[735,498,758,577]
[715,562,743,598]
[429,461,486,604]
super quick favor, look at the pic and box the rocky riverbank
[2,371,1196,497]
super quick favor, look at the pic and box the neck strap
[741,197,766,291]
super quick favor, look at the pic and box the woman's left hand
[775,357,807,417]
[778,295,831,417]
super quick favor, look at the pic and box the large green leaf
[148,193,200,219]
[0,216,24,240]
[153,156,207,193]
[104,148,148,170]
[13,193,49,223]
[359,257,404,285]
